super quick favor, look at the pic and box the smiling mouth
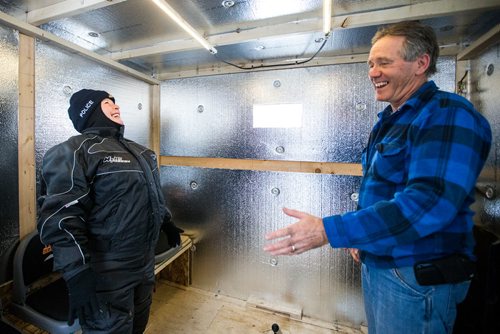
[374,81,388,88]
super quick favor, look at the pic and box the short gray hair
[372,21,439,75]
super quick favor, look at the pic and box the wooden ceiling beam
[24,0,127,26]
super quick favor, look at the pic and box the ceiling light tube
[323,0,332,36]
[151,0,217,54]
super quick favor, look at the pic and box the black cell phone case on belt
[413,254,476,286]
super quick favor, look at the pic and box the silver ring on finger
[291,245,296,253]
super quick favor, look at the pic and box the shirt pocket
[371,141,407,184]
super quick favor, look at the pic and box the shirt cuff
[323,215,350,248]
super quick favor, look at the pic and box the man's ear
[415,53,430,75]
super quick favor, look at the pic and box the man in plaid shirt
[264,21,491,334]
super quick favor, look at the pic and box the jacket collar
[82,125,124,138]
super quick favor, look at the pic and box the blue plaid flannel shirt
[323,81,492,268]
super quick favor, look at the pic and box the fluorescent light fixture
[253,104,303,128]
[323,0,332,36]
[151,0,217,54]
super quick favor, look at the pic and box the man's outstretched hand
[263,207,329,256]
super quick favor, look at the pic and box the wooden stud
[457,23,500,61]
[18,33,36,238]
[150,84,161,158]
[160,156,363,176]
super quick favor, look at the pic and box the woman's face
[100,98,124,125]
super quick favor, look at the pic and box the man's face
[367,35,427,111]
[100,98,124,125]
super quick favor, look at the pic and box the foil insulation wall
[160,58,456,325]
[0,25,19,258]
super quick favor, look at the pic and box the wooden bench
[154,235,193,286]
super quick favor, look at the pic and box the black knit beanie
[68,89,115,133]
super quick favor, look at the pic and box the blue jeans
[362,263,470,334]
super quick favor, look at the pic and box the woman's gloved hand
[66,267,100,326]
[161,220,184,247]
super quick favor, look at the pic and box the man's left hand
[263,207,328,256]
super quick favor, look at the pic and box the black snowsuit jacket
[37,126,168,282]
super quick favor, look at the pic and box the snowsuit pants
[81,253,156,334]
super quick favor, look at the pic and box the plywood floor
[5,279,364,334]
[146,280,364,334]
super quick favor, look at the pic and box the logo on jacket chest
[103,155,131,164]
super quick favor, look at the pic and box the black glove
[66,268,100,326]
[161,220,184,247]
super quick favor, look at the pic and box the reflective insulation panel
[159,58,456,325]
[161,166,365,325]
[161,63,381,162]
[470,44,500,237]
[34,41,152,196]
[0,25,19,259]
[161,58,455,162]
